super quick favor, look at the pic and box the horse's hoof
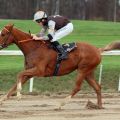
[0,101,3,106]
[54,104,63,111]
[98,106,105,109]
[54,107,62,111]
[17,97,21,101]
[0,96,7,105]
[17,95,22,101]
[60,102,65,106]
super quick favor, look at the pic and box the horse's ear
[9,24,14,31]
[11,24,14,28]
[5,23,14,29]
[29,30,31,35]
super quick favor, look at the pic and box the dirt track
[0,93,120,120]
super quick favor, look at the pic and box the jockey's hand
[33,35,42,40]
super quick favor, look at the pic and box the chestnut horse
[0,24,119,109]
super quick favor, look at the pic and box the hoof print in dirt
[86,100,102,109]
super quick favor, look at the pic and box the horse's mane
[5,24,31,38]
[15,28,31,37]
[5,24,51,46]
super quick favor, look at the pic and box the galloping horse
[0,24,119,109]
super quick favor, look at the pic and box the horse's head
[0,24,15,49]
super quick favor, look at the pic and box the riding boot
[56,45,68,60]
[52,41,68,60]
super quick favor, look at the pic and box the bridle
[0,26,46,50]
[0,26,13,49]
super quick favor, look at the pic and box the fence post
[29,78,34,92]
[99,64,103,85]
[118,74,120,92]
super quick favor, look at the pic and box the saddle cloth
[62,42,77,53]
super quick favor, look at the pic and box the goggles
[36,19,42,23]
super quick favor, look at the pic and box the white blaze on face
[0,31,1,35]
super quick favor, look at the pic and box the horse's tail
[99,41,120,53]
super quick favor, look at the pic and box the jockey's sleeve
[47,20,56,40]
[36,26,47,37]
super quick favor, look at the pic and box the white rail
[0,50,23,55]
[0,50,120,55]
[0,50,120,92]
[102,50,120,55]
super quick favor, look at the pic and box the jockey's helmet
[33,11,47,21]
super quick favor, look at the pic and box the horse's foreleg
[0,76,30,105]
[16,67,38,100]
[57,73,84,110]
[17,79,22,100]
[16,61,47,100]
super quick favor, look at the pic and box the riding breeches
[51,23,73,42]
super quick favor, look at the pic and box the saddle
[50,42,77,55]
[50,42,77,76]
[62,42,77,53]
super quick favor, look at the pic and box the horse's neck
[13,28,39,55]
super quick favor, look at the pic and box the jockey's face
[36,18,47,26]
[36,19,43,26]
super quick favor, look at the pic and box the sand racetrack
[0,93,120,120]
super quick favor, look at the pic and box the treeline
[0,0,120,21]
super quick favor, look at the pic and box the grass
[1,19,120,49]
[0,19,120,93]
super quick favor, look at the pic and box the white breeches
[51,23,73,42]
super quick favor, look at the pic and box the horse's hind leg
[57,71,85,109]
[85,71,103,109]
[71,72,85,97]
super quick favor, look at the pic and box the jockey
[33,10,73,60]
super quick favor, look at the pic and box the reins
[18,38,46,44]
[3,26,46,44]
[18,39,33,43]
